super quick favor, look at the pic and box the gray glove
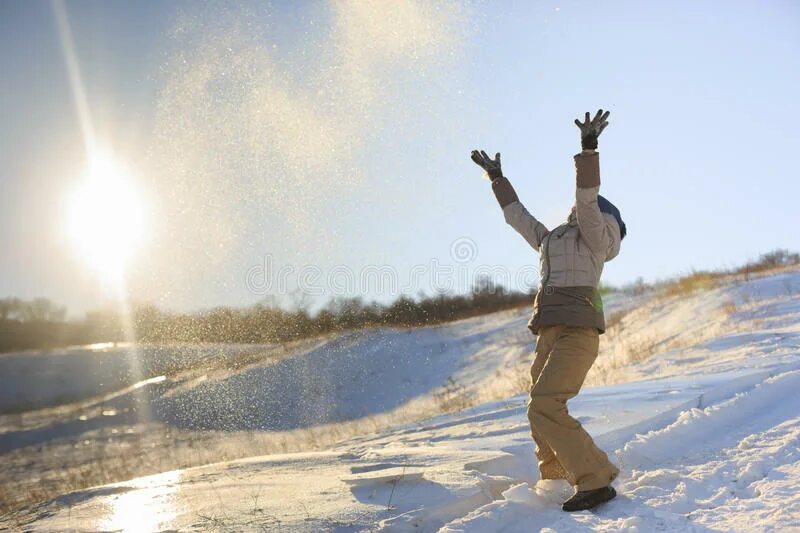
[470,150,503,180]
[574,109,610,150]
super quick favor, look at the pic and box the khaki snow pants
[527,325,619,491]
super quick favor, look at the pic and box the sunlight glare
[66,153,147,281]
[99,470,182,532]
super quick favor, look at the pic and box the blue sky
[1,1,799,316]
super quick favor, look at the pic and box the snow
[0,307,544,459]
[0,343,273,413]
[3,269,800,531]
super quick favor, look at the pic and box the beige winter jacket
[491,151,622,334]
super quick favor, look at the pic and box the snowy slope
[6,270,800,532]
[0,310,537,455]
[0,343,273,413]
[0,287,639,448]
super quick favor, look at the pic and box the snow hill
[6,269,800,531]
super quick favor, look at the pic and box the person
[470,110,627,512]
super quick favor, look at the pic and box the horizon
[2,247,795,321]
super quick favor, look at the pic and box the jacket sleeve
[491,177,549,252]
[574,151,621,260]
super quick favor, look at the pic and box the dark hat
[597,195,627,240]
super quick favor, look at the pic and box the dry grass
[508,366,533,395]
[433,376,477,413]
[653,255,800,299]
[604,310,626,331]
[663,271,723,297]
[614,250,800,301]
[721,301,738,316]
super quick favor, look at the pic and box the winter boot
[561,486,616,512]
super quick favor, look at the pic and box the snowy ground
[0,342,274,413]
[3,269,800,531]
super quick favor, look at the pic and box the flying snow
[140,1,467,307]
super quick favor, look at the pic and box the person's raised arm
[470,150,549,252]
[573,110,620,259]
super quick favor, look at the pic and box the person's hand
[470,150,503,180]
[574,109,610,150]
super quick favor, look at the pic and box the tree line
[2,249,797,353]
[0,277,533,353]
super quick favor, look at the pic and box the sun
[66,152,147,281]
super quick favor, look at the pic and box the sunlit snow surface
[7,270,800,531]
